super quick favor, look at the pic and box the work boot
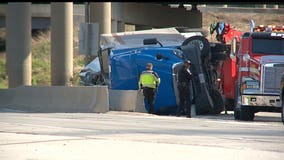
[176,109,183,117]
[176,112,181,117]
[185,107,191,118]
[149,108,153,114]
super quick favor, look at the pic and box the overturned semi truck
[79,28,229,115]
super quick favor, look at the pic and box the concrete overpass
[0,3,203,32]
[0,3,283,32]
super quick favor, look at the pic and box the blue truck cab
[80,28,228,115]
[110,45,184,114]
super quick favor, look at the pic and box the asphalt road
[0,110,283,160]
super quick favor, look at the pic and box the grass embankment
[0,27,85,89]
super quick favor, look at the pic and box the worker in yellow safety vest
[138,63,161,114]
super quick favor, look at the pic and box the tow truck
[210,20,284,121]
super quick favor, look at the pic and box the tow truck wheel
[182,36,210,59]
[240,106,255,121]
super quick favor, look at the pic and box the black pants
[142,87,156,114]
[177,85,191,117]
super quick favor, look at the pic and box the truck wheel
[182,36,210,59]
[240,106,255,121]
[209,89,224,114]
[234,107,240,120]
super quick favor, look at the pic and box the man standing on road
[138,63,161,114]
[177,60,192,118]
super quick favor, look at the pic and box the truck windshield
[252,38,284,55]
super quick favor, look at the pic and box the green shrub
[0,58,8,88]
[0,28,85,88]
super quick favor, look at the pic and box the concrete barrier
[109,90,147,113]
[0,86,109,113]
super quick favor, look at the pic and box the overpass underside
[111,3,202,31]
[0,3,202,32]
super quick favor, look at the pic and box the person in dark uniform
[177,60,192,118]
[138,63,161,114]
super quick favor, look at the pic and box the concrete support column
[90,2,111,34]
[117,21,125,32]
[111,20,117,33]
[273,5,278,9]
[51,2,73,86]
[6,2,31,88]
[111,20,125,33]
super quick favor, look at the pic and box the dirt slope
[202,11,283,42]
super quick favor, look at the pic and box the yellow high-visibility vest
[138,70,160,89]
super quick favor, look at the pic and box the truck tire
[209,89,224,114]
[240,106,255,121]
[195,95,210,115]
[182,36,210,59]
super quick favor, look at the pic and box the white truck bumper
[241,94,281,107]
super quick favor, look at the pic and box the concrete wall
[109,90,147,113]
[0,86,148,113]
[0,86,109,113]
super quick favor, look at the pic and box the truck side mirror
[143,38,163,47]
[243,53,250,62]
[143,38,158,45]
